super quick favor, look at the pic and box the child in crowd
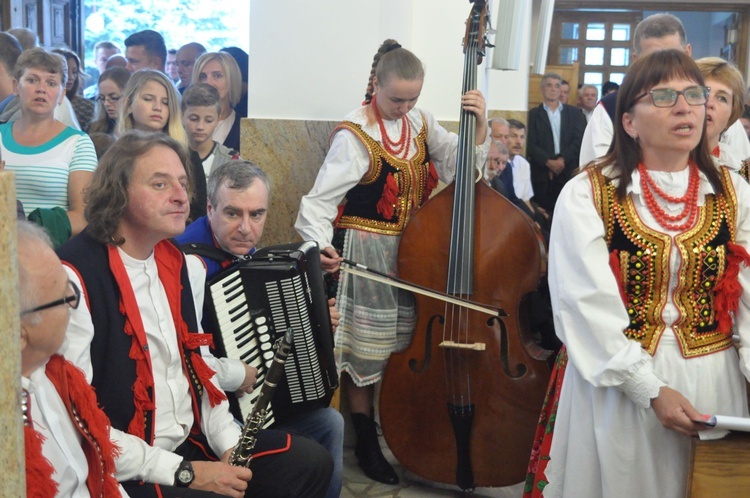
[116,69,187,147]
[181,83,240,220]
[181,82,240,179]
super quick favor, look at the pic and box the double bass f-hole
[488,316,528,379]
[408,313,443,373]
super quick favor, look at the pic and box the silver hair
[488,117,509,128]
[17,221,53,325]
[207,160,270,208]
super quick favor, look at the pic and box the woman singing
[526,49,750,498]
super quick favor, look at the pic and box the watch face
[178,468,193,484]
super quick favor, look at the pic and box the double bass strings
[445,16,480,409]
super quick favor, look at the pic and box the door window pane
[612,24,631,41]
[586,23,606,41]
[584,73,603,85]
[609,73,626,85]
[560,47,578,65]
[610,48,630,66]
[562,22,579,40]
[585,47,605,66]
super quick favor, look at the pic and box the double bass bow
[378,1,552,490]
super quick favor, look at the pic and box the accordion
[204,241,338,426]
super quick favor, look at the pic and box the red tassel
[333,204,345,227]
[376,173,399,220]
[58,357,121,495]
[127,334,145,361]
[128,374,155,438]
[422,161,439,203]
[608,249,628,306]
[25,426,58,498]
[714,241,750,335]
[182,331,215,350]
[191,352,227,407]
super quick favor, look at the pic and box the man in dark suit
[526,72,587,212]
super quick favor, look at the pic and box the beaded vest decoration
[739,158,750,184]
[334,114,437,236]
[588,167,738,358]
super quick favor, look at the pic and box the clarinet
[229,327,294,467]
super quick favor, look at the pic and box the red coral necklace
[372,94,411,159]
[638,162,700,231]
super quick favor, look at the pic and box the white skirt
[334,229,416,386]
[545,332,748,498]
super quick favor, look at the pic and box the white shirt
[24,367,94,498]
[55,96,82,131]
[542,102,562,155]
[510,154,534,201]
[186,253,247,393]
[202,152,216,178]
[212,110,236,145]
[544,167,750,497]
[295,106,490,248]
[580,102,750,166]
[60,248,240,486]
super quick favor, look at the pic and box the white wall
[248,0,534,121]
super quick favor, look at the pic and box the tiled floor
[340,444,525,497]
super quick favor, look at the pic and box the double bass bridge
[439,340,486,351]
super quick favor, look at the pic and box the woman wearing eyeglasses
[88,67,130,137]
[524,50,750,498]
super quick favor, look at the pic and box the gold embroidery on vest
[333,116,432,235]
[739,158,750,184]
[588,167,737,358]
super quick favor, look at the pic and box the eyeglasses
[632,86,710,108]
[21,280,80,315]
[96,94,121,104]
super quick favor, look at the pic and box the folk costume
[525,165,750,498]
[23,355,121,498]
[177,216,345,498]
[295,103,489,386]
[711,142,750,182]
[58,230,332,497]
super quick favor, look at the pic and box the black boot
[350,412,399,485]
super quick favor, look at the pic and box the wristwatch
[174,460,194,487]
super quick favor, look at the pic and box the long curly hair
[84,131,192,245]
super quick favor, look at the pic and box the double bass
[378,1,552,490]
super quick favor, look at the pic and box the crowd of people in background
[5,10,750,498]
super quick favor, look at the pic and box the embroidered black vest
[588,167,738,357]
[335,116,434,235]
[57,230,211,451]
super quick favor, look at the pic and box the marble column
[0,172,24,496]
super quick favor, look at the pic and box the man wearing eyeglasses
[18,220,127,497]
[56,131,332,498]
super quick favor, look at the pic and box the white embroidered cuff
[620,362,666,409]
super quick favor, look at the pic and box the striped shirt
[0,122,97,212]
